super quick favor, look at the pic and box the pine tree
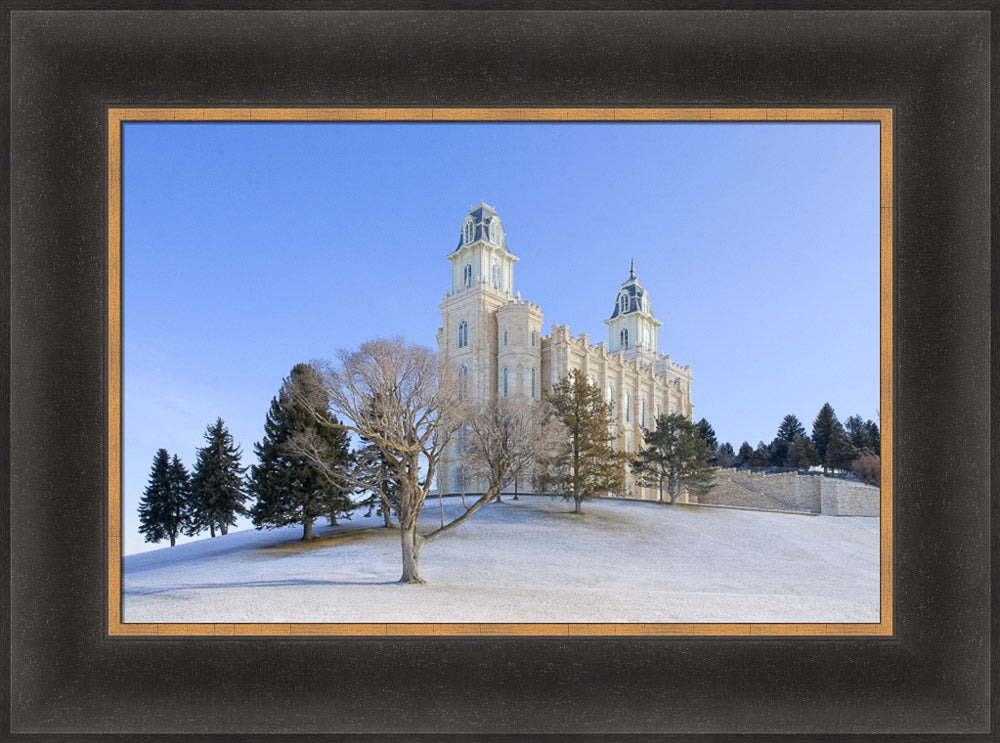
[769,413,807,467]
[138,449,191,547]
[845,415,881,455]
[735,441,754,468]
[865,420,881,456]
[249,364,354,541]
[187,418,248,538]
[825,421,859,472]
[811,403,839,471]
[695,418,718,455]
[355,439,399,528]
[749,441,771,468]
[785,434,821,470]
[543,369,624,514]
[632,414,715,503]
[716,442,736,468]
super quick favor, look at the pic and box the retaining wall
[701,470,879,516]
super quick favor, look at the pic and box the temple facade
[436,203,694,500]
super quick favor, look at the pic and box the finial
[629,259,635,280]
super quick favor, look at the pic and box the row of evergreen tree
[693,403,880,484]
[138,364,358,547]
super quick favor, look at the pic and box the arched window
[609,386,615,417]
[621,329,629,349]
[463,264,472,287]
[626,392,631,422]
[491,263,501,289]
[531,368,537,398]
[531,330,537,347]
[454,466,465,492]
[503,367,508,397]
[641,400,646,428]
[503,330,508,346]
[657,404,662,419]
[619,292,629,314]
[489,220,500,243]
[463,220,475,244]
[458,320,468,348]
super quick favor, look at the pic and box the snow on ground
[122,496,881,624]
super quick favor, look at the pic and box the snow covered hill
[122,496,880,624]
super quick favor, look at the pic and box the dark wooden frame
[5,4,993,738]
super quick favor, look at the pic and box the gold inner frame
[107,107,893,637]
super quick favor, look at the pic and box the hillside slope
[123,496,880,624]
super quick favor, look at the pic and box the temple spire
[629,259,635,280]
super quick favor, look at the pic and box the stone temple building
[436,203,694,500]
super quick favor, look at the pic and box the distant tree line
[693,404,880,486]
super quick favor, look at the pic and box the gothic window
[491,263,502,289]
[621,329,629,349]
[464,220,475,244]
[463,264,472,287]
[531,330,537,347]
[503,330,508,346]
[503,367,508,397]
[609,386,615,417]
[454,466,465,492]
[641,400,646,428]
[458,320,468,348]
[489,220,500,243]
[619,292,629,314]
[531,368,537,398]
[626,392,631,422]
[657,404,662,419]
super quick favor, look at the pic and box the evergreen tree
[735,441,754,468]
[785,434,821,470]
[187,418,248,538]
[865,420,881,456]
[138,449,191,547]
[249,364,354,541]
[543,369,624,514]
[776,414,807,443]
[845,415,881,455]
[355,439,399,528]
[632,414,715,503]
[825,421,859,472]
[749,441,771,468]
[716,442,736,468]
[769,413,807,467]
[694,418,718,456]
[811,402,839,472]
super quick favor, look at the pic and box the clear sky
[122,120,880,554]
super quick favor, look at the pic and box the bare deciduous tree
[288,337,472,584]
[464,394,565,502]
[287,339,568,584]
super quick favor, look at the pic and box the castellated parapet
[540,324,695,496]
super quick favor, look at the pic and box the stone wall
[819,478,881,516]
[701,470,879,516]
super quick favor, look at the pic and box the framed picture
[7,5,992,739]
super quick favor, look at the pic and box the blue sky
[122,120,880,554]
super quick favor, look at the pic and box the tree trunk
[220,523,228,536]
[329,513,338,526]
[301,519,315,541]
[658,475,664,502]
[399,526,425,584]
[574,496,583,514]
[210,523,216,538]
[169,532,176,547]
